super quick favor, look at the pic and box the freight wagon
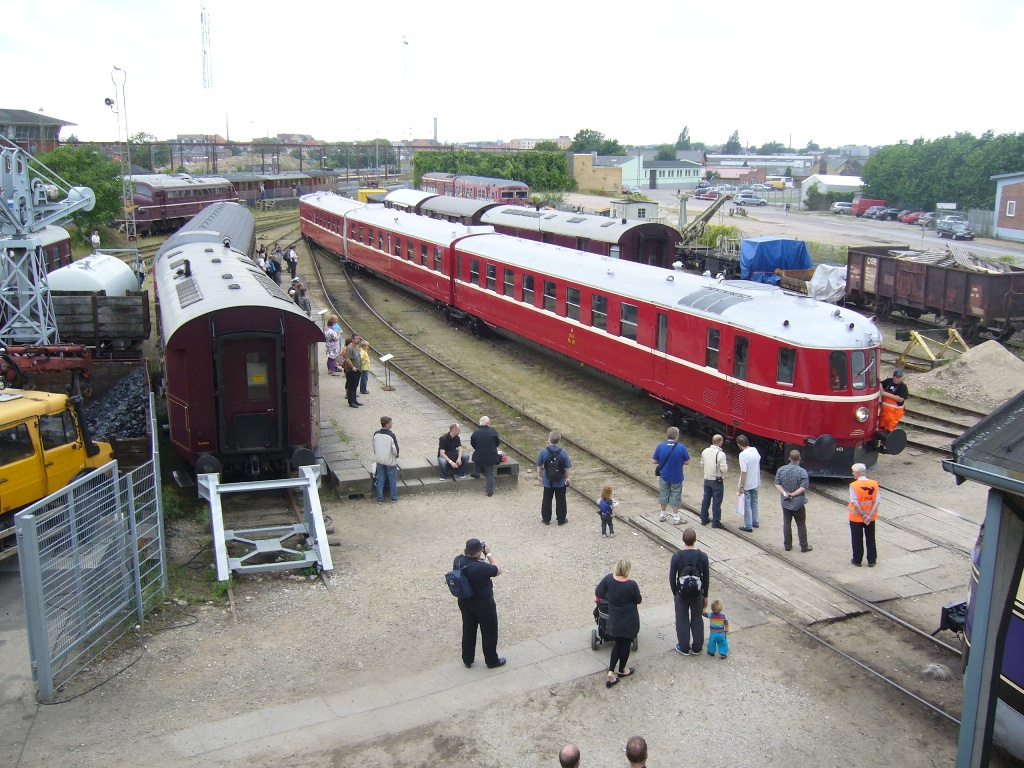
[845,245,1024,342]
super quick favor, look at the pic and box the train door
[729,335,749,419]
[653,312,669,386]
[215,334,284,457]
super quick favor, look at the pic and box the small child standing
[597,485,617,538]
[704,598,730,658]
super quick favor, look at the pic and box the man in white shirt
[736,434,761,532]
[699,434,728,528]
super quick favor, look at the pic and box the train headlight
[855,406,870,423]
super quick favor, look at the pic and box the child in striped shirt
[703,598,729,658]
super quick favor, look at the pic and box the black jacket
[470,426,501,465]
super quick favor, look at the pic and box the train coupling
[934,600,967,636]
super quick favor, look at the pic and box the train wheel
[442,307,454,324]
[875,300,893,320]
[904,308,923,320]
[468,318,483,338]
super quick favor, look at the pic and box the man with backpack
[669,527,709,655]
[451,538,505,669]
[536,431,572,526]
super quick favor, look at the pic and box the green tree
[569,129,625,155]
[412,149,572,191]
[655,144,677,161]
[36,144,121,234]
[758,141,785,155]
[804,140,820,152]
[533,140,559,151]
[129,131,170,170]
[724,131,741,154]
[675,127,691,150]
[598,138,625,155]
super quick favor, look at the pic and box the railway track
[305,241,966,726]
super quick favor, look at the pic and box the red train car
[301,192,895,476]
[128,174,239,235]
[155,202,321,476]
[420,173,529,205]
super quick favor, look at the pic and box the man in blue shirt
[536,431,572,525]
[653,426,691,524]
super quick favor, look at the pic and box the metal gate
[15,396,164,702]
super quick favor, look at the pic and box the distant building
[992,172,1024,243]
[799,174,863,205]
[0,109,75,154]
[706,154,816,181]
[610,198,659,223]
[839,145,872,159]
[509,136,572,150]
[570,153,632,194]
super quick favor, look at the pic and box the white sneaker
[659,512,668,522]
[609,532,615,538]
[673,515,682,524]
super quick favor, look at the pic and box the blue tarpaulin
[739,238,812,285]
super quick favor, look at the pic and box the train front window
[777,348,796,385]
[246,352,271,400]
[733,336,749,380]
[592,295,607,331]
[706,328,720,369]
[620,303,638,341]
[851,349,876,390]
[566,287,580,320]
[543,281,556,312]
[829,351,849,390]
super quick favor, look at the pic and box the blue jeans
[439,460,466,480]
[701,479,724,524]
[742,488,759,528]
[707,632,729,657]
[375,464,398,501]
[359,370,369,394]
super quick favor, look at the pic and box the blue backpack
[445,561,474,599]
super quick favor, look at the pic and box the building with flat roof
[0,109,75,153]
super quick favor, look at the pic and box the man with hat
[288,277,299,302]
[879,369,909,432]
[848,463,880,567]
[452,538,505,668]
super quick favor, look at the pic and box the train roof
[455,175,528,188]
[421,196,496,217]
[305,192,494,243]
[156,202,256,261]
[0,224,69,247]
[422,172,456,180]
[129,173,231,189]
[481,205,676,241]
[221,171,313,182]
[456,234,880,349]
[385,189,436,207]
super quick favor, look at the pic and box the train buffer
[893,328,969,371]
[199,464,332,581]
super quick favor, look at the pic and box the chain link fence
[15,396,164,702]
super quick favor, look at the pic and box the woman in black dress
[595,558,642,687]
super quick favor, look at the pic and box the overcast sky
[3,0,1020,150]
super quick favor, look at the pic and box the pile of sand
[906,340,1024,406]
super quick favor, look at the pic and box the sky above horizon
[3,0,1020,150]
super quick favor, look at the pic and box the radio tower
[201,1,212,90]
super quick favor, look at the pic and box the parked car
[938,221,975,240]
[734,192,767,206]
[863,206,886,219]
[876,207,901,221]
[695,190,721,201]
[918,212,936,228]
[900,211,923,224]
[830,202,853,214]
[750,183,769,192]
[621,186,642,195]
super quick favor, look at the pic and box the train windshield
[851,349,877,390]
[829,351,848,390]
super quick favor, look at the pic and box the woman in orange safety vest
[848,463,880,567]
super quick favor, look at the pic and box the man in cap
[848,463,880,567]
[879,369,909,432]
[452,538,505,668]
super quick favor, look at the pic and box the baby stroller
[591,597,638,651]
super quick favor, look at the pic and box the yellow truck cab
[0,389,113,514]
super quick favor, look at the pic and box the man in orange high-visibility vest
[848,463,880,567]
[879,369,908,432]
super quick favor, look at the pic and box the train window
[657,313,668,352]
[577,238,589,251]
[620,303,638,341]
[421,244,429,267]
[358,225,364,243]
[0,423,35,466]
[734,337,749,380]
[39,411,77,450]
[486,264,496,290]
[407,240,414,260]
[434,247,442,271]
[523,274,535,304]
[851,349,876,390]
[706,328,720,368]
[246,352,271,400]
[829,351,848,390]
[504,269,515,297]
[394,237,401,257]
[777,348,796,385]
[470,259,480,284]
[592,295,608,331]
[378,232,384,250]
[566,287,581,320]
[351,224,357,240]
[457,254,464,280]
[543,281,557,312]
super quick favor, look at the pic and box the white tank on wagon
[47,253,140,296]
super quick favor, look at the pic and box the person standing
[372,416,399,503]
[90,230,101,252]
[653,427,690,524]
[669,527,709,655]
[848,462,880,567]
[558,744,581,768]
[626,736,649,768]
[343,335,362,407]
[287,245,299,280]
[438,422,466,481]
[595,558,642,688]
[452,538,505,669]
[296,283,311,317]
[699,434,728,528]
[773,449,812,553]
[358,340,371,395]
[537,431,572,526]
[879,369,909,433]
[470,416,501,497]
[736,434,761,532]
[324,315,341,375]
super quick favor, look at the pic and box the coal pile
[84,366,150,440]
